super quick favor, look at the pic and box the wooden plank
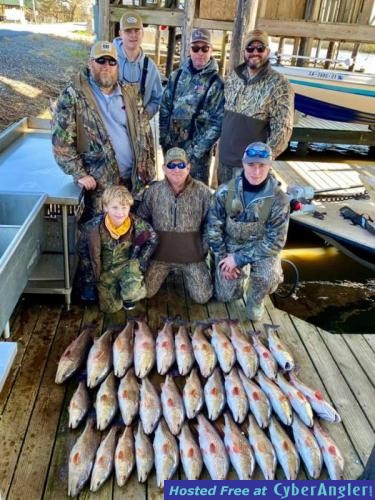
[44,306,104,499]
[317,329,375,430]
[341,334,375,387]
[264,301,364,479]
[257,19,375,43]
[0,304,62,498]
[363,334,375,353]
[8,305,83,500]
[290,315,374,466]
[0,302,40,415]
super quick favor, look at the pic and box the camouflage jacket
[137,176,212,233]
[159,58,224,161]
[206,173,290,266]
[224,63,294,158]
[77,213,158,281]
[51,68,155,199]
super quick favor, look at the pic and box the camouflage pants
[217,161,242,186]
[97,259,147,313]
[214,256,283,311]
[145,260,213,304]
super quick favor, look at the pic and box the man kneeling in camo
[206,142,290,321]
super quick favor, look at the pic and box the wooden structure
[0,274,374,498]
[272,159,375,270]
[98,0,375,72]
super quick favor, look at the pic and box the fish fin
[263,323,280,335]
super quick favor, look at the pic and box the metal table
[0,118,83,309]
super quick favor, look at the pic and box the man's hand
[219,254,241,280]
[77,175,97,190]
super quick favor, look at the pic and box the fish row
[68,409,345,496]
[56,319,340,426]
[55,320,287,385]
[69,360,340,436]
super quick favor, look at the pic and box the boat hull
[274,66,375,125]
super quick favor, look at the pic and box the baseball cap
[242,142,273,164]
[191,28,211,45]
[90,41,118,61]
[120,11,143,30]
[244,29,269,48]
[165,147,188,164]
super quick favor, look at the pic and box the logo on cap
[102,42,111,49]
[126,16,137,24]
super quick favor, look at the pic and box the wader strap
[140,56,149,98]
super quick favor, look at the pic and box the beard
[91,67,117,90]
[246,58,265,71]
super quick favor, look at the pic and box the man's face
[104,199,130,227]
[190,43,212,70]
[89,57,118,89]
[120,28,144,52]
[243,161,271,185]
[163,159,190,184]
[244,41,270,71]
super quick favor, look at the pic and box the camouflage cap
[244,29,269,48]
[90,41,118,61]
[120,10,143,30]
[165,147,188,164]
[191,28,211,45]
[242,142,272,164]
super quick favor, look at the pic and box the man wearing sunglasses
[218,30,294,184]
[52,40,155,221]
[207,142,289,321]
[138,147,213,304]
[159,28,224,185]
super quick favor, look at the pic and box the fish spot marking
[252,391,260,401]
[232,386,240,396]
[73,452,80,465]
[209,442,216,454]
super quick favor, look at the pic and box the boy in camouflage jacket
[77,186,157,312]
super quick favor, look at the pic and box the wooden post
[219,31,228,76]
[297,0,319,67]
[181,0,196,64]
[349,42,360,72]
[228,0,259,73]
[154,0,162,65]
[98,0,110,41]
[324,41,336,69]
[166,27,177,76]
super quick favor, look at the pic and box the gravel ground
[0,23,93,131]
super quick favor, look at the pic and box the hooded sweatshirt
[113,37,163,117]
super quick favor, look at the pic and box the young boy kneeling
[77,186,157,312]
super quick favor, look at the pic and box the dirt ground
[0,23,92,132]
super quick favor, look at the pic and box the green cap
[165,147,188,164]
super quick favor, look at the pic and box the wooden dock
[291,114,375,146]
[0,273,374,499]
[273,159,375,270]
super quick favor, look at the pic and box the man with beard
[159,28,224,185]
[52,41,154,220]
[218,30,294,184]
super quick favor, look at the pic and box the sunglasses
[245,45,267,54]
[166,161,187,170]
[191,45,210,53]
[244,147,270,159]
[94,57,118,66]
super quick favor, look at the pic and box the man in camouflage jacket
[218,30,294,184]
[206,142,290,321]
[159,29,224,185]
[52,41,155,219]
[137,147,213,303]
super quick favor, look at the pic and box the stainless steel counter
[0,119,84,312]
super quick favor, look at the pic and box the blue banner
[165,480,374,500]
